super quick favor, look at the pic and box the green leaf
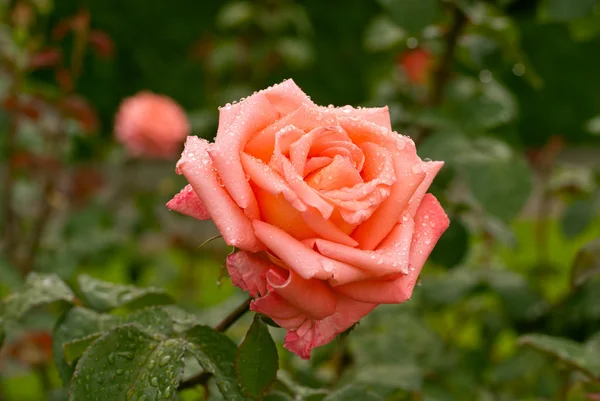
[560,198,596,239]
[541,0,597,21]
[54,306,175,384]
[459,137,533,222]
[0,317,5,349]
[519,334,600,378]
[124,306,175,336]
[363,15,406,52]
[236,315,279,399]
[2,273,74,321]
[377,0,439,34]
[263,391,295,401]
[69,324,185,401]
[53,307,118,384]
[216,1,254,30]
[323,385,385,401]
[63,334,103,366]
[183,325,249,401]
[352,364,422,392]
[571,238,600,289]
[78,274,173,312]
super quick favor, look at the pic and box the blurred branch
[214,296,252,332]
[2,113,19,261]
[178,296,252,391]
[429,4,467,106]
[416,4,467,145]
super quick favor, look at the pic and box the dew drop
[150,377,159,387]
[148,360,156,370]
[116,369,124,376]
[159,355,171,367]
[107,353,116,365]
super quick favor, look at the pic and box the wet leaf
[571,238,600,289]
[69,324,185,401]
[519,334,600,378]
[236,315,279,399]
[77,274,173,312]
[2,273,74,321]
[183,325,250,401]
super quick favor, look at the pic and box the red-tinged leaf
[60,95,98,133]
[28,48,62,70]
[89,30,114,59]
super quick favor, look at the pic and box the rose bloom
[167,79,449,358]
[114,91,190,159]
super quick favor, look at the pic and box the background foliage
[1,0,600,400]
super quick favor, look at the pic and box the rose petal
[166,184,210,220]
[241,152,306,212]
[324,105,391,131]
[289,126,349,175]
[351,154,426,250]
[226,251,271,297]
[305,155,363,191]
[315,214,414,280]
[255,187,316,240]
[281,157,334,219]
[176,136,263,252]
[334,194,449,303]
[267,268,337,320]
[245,104,338,163]
[251,292,308,329]
[407,161,444,218]
[211,92,279,219]
[283,293,377,359]
[262,78,314,115]
[303,157,332,176]
[301,207,358,247]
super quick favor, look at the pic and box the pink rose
[167,79,449,358]
[114,91,190,159]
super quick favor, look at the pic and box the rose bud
[114,91,190,159]
[167,79,449,358]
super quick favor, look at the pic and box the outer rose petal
[334,194,449,303]
[251,291,376,359]
[284,294,377,359]
[324,105,392,131]
[407,161,444,218]
[252,220,367,282]
[176,136,263,252]
[211,93,278,220]
[266,268,337,320]
[166,184,210,220]
[226,252,271,297]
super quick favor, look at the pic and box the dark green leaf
[560,198,596,239]
[541,0,597,21]
[77,274,173,312]
[519,334,600,378]
[53,307,118,384]
[183,325,249,401]
[63,334,103,366]
[353,364,422,392]
[2,273,74,321]
[459,138,533,222]
[323,385,385,401]
[69,324,185,401]
[363,15,406,52]
[236,315,279,399]
[377,0,439,34]
[429,218,469,268]
[263,391,295,401]
[124,306,174,336]
[571,238,600,289]
[0,318,4,349]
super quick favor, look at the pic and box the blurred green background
[1,0,600,400]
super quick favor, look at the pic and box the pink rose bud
[167,79,449,358]
[114,92,190,159]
